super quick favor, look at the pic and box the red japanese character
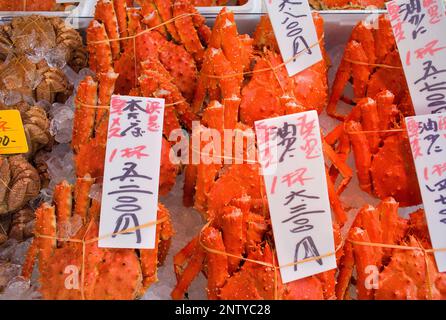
[146,101,162,114]
[110,97,126,116]
[393,22,406,43]
[147,114,160,132]
[427,4,441,24]
[121,145,149,159]
[296,114,316,140]
[281,167,312,187]
[387,1,402,21]
[108,117,122,139]
[438,116,446,130]
[301,138,320,159]
[109,148,118,163]
[414,39,446,59]
[432,162,446,177]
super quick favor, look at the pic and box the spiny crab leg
[345,120,372,193]
[171,236,206,300]
[72,76,98,154]
[86,20,113,74]
[54,181,73,240]
[95,0,121,60]
[22,204,57,280]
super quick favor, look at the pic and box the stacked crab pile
[326,15,421,210]
[19,0,215,299]
[168,8,354,300]
[0,16,88,298]
[323,14,445,299]
[0,15,87,247]
[1,1,443,300]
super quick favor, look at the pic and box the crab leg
[358,205,383,266]
[220,207,244,274]
[173,0,207,64]
[53,181,73,239]
[201,227,229,299]
[95,72,118,145]
[95,0,121,60]
[325,166,347,226]
[140,0,167,37]
[72,76,98,153]
[21,204,57,280]
[113,0,129,40]
[345,120,372,193]
[322,139,352,196]
[73,176,95,222]
[350,227,378,300]
[376,197,401,260]
[87,21,113,74]
[375,90,398,131]
[171,240,206,300]
[335,239,354,300]
[327,41,370,120]
[154,0,181,42]
[139,203,174,292]
[359,98,380,153]
[183,164,197,207]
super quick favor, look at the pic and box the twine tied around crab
[33,214,168,300]
[198,219,342,300]
[343,58,403,70]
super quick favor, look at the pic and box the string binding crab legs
[172,9,350,300]
[336,197,446,300]
[324,14,422,207]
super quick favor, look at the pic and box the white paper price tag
[386,0,446,115]
[406,114,446,272]
[264,0,322,77]
[99,95,165,249]
[254,110,336,283]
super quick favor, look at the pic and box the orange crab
[327,14,414,121]
[173,161,345,300]
[21,177,173,300]
[183,11,350,225]
[336,197,446,300]
[325,89,422,207]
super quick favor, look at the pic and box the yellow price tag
[0,110,29,155]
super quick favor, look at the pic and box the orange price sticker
[0,110,29,155]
